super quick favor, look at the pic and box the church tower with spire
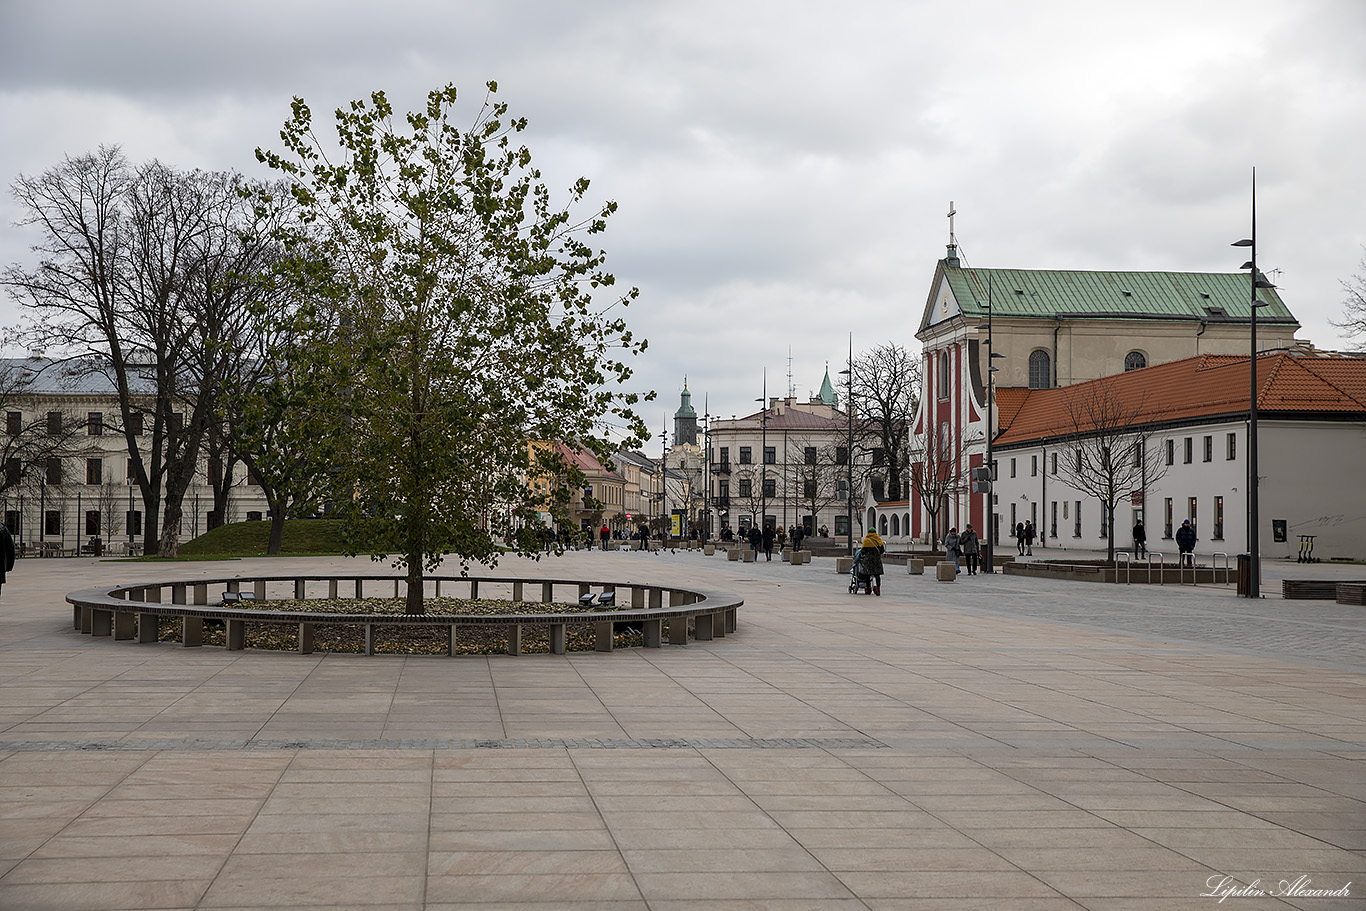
[673,379,698,446]
[817,363,839,408]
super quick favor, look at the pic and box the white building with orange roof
[986,350,1366,562]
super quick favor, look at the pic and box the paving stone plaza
[1,549,1363,909]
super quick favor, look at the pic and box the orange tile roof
[993,352,1366,448]
[993,388,1031,435]
[553,442,625,480]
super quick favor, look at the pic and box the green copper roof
[818,367,839,407]
[941,263,1297,325]
[674,382,696,419]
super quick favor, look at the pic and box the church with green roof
[900,239,1304,547]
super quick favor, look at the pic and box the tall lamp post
[1233,168,1271,598]
[975,277,1005,572]
[839,334,854,556]
[702,407,714,543]
[659,426,668,541]
[755,371,768,533]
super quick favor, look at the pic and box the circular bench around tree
[66,575,742,657]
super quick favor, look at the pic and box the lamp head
[1231,239,1253,247]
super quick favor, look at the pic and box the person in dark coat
[961,524,982,575]
[1132,519,1147,558]
[1015,522,1026,555]
[762,523,776,561]
[1175,519,1196,566]
[747,525,761,556]
[0,523,13,598]
[1024,520,1035,556]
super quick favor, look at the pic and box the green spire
[674,378,696,419]
[818,364,839,407]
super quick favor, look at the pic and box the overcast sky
[2,0,1363,441]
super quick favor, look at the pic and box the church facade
[894,243,1302,547]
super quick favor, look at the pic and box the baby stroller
[848,548,872,594]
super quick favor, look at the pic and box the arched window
[879,514,888,535]
[903,513,911,537]
[1124,350,1147,371]
[867,508,876,531]
[1028,350,1051,389]
[890,514,900,536]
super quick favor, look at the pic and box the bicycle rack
[1210,552,1231,585]
[1179,552,1197,585]
[1116,552,1132,584]
[1146,552,1165,585]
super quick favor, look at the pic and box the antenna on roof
[787,347,794,399]
[947,201,957,247]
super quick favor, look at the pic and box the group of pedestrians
[943,524,983,574]
[1014,521,1035,555]
[1132,518,1197,566]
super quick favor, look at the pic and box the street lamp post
[756,372,768,534]
[702,408,714,543]
[839,335,854,556]
[1233,168,1271,598]
[975,277,1005,572]
[659,427,668,541]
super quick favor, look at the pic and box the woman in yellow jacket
[858,531,885,595]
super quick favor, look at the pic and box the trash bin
[1236,553,1251,596]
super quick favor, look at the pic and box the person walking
[762,523,776,561]
[961,524,982,575]
[599,524,610,551]
[1024,520,1035,556]
[0,522,14,599]
[1175,519,1196,567]
[859,530,885,595]
[1132,519,1147,558]
[944,527,962,572]
[747,525,761,557]
[1014,522,1026,555]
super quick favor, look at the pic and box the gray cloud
[2,0,1363,430]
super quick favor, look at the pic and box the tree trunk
[158,509,180,559]
[268,511,287,556]
[405,549,425,614]
[141,488,160,558]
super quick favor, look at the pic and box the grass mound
[178,518,348,557]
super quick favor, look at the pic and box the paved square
[1,549,1363,909]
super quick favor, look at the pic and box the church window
[1124,350,1147,371]
[1028,350,1051,389]
[937,350,951,399]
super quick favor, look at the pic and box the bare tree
[1333,246,1366,342]
[731,466,764,531]
[786,434,842,533]
[97,480,124,546]
[852,344,919,502]
[1054,383,1169,562]
[4,148,283,557]
[909,421,972,549]
[0,360,89,499]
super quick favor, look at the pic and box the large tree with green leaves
[255,82,650,611]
